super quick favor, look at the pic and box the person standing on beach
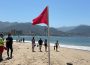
[38,38,43,52]
[0,34,4,61]
[32,37,36,52]
[6,33,13,59]
[44,39,48,52]
[22,38,25,43]
[54,40,59,51]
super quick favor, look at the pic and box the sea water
[7,36,90,51]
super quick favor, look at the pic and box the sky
[0,0,90,28]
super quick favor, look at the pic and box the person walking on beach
[32,37,36,52]
[0,34,4,61]
[44,39,48,52]
[54,40,59,51]
[6,33,13,59]
[38,38,43,52]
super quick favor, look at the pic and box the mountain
[0,21,64,36]
[67,25,90,36]
[0,21,11,29]
[1,21,90,36]
[57,26,75,32]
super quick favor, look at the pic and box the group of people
[31,37,60,52]
[32,37,48,52]
[0,34,60,62]
[16,37,25,43]
[0,33,13,62]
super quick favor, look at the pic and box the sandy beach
[0,42,90,65]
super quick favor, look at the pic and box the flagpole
[48,24,50,65]
[47,6,50,65]
[32,6,50,65]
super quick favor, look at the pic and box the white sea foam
[50,42,90,51]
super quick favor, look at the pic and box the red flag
[32,6,48,25]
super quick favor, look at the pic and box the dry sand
[0,42,90,65]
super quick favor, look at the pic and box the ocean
[6,36,90,51]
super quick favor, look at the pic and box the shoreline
[14,40,90,51]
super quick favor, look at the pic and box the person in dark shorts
[32,37,36,52]
[6,33,13,59]
[38,38,43,52]
[22,38,25,43]
[44,39,48,52]
[54,40,59,51]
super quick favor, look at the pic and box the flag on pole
[32,6,48,25]
[32,6,51,65]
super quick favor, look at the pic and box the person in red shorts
[0,33,4,62]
